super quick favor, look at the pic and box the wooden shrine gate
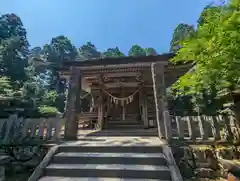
[58,53,192,140]
[28,54,240,181]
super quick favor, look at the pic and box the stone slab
[47,164,169,171]
[39,176,169,181]
[0,156,10,164]
[55,152,165,158]
[61,136,166,147]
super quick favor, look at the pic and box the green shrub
[38,106,58,117]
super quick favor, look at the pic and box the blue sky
[1,0,212,54]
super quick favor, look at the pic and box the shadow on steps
[84,128,158,137]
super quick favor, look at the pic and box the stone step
[107,124,145,129]
[84,131,157,137]
[53,152,167,165]
[45,164,171,180]
[107,121,140,125]
[109,116,138,119]
[39,176,170,181]
[108,120,139,123]
[84,130,158,136]
[58,146,163,153]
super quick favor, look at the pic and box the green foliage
[43,35,77,65]
[128,45,146,57]
[38,106,58,117]
[167,89,195,116]
[27,36,78,112]
[0,76,14,96]
[3,5,238,119]
[171,0,240,114]
[197,5,222,27]
[102,47,125,58]
[0,13,164,118]
[78,42,101,60]
[144,47,158,56]
[170,23,196,53]
[29,47,46,74]
[0,14,29,85]
[41,90,57,107]
[22,81,41,98]
[38,36,77,89]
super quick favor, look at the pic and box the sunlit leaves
[172,0,240,96]
[170,0,240,114]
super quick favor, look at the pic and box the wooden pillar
[142,89,149,128]
[104,95,111,129]
[121,87,126,121]
[151,63,172,140]
[90,95,95,112]
[139,90,143,123]
[97,92,104,129]
[64,66,81,140]
[139,90,144,125]
[143,98,149,128]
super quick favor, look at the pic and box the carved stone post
[64,66,81,140]
[151,63,172,140]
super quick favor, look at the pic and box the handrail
[151,63,162,138]
[28,145,60,181]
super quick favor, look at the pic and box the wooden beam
[103,82,142,88]
[61,53,173,67]
[104,72,140,78]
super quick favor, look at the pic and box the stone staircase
[31,137,180,181]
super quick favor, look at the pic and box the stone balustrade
[170,115,238,142]
[0,114,62,144]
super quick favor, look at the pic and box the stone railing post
[175,116,184,139]
[198,116,208,140]
[212,116,221,140]
[187,116,196,141]
[52,115,61,141]
[3,114,17,144]
[0,156,10,181]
